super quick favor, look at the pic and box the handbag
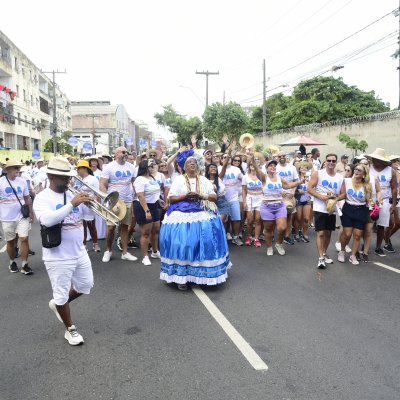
[40,192,66,248]
[369,203,380,221]
[6,176,30,218]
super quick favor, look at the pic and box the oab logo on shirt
[248,181,262,188]
[267,183,282,190]
[347,188,363,198]
[378,175,387,183]
[5,186,22,194]
[115,170,132,178]
[278,171,292,178]
[321,180,338,190]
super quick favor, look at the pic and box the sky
[2,0,399,140]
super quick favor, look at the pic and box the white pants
[1,218,30,241]
[45,251,94,305]
[377,199,391,228]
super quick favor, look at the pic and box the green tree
[338,132,368,156]
[44,131,75,154]
[154,105,202,146]
[202,101,249,143]
[255,76,389,131]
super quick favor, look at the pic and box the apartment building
[71,101,139,154]
[0,30,71,152]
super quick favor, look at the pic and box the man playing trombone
[33,157,93,345]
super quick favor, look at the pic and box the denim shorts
[227,201,241,221]
[217,195,230,216]
[260,202,287,221]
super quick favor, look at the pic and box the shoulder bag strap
[5,176,23,207]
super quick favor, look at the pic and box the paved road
[0,223,399,400]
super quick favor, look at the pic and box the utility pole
[196,70,219,108]
[42,69,66,155]
[223,90,226,105]
[398,0,400,109]
[91,114,101,154]
[262,59,267,134]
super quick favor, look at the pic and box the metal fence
[256,110,400,137]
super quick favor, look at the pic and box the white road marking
[374,262,400,274]
[191,286,268,371]
[0,244,6,253]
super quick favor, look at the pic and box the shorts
[340,202,369,230]
[216,195,230,216]
[227,201,241,221]
[245,196,262,212]
[314,211,336,232]
[45,251,94,305]
[376,199,390,228]
[296,199,311,207]
[81,205,96,221]
[1,218,30,241]
[260,202,287,221]
[133,201,160,225]
[106,202,133,226]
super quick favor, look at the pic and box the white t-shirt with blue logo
[313,169,344,213]
[0,176,29,221]
[276,163,298,193]
[101,161,135,203]
[344,178,367,205]
[134,176,161,204]
[219,165,243,202]
[33,189,85,261]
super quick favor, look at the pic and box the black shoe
[301,235,310,243]
[374,248,386,257]
[116,237,123,251]
[15,247,20,258]
[293,234,300,242]
[28,249,35,256]
[20,264,33,275]
[383,243,395,253]
[9,261,19,273]
[283,236,295,245]
[355,251,361,261]
[317,258,326,269]
[362,253,369,263]
[127,239,138,249]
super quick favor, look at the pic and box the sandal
[177,284,187,291]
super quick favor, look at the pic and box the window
[4,132,14,148]
[23,89,26,102]
[16,85,19,97]
[17,113,21,125]
[30,95,33,106]
[36,98,39,108]
[14,57,18,70]
[24,115,27,127]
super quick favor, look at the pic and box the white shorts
[245,196,262,212]
[45,251,94,305]
[377,199,390,228]
[81,205,96,221]
[1,218,30,241]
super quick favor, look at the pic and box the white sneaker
[49,299,63,323]
[345,245,352,253]
[267,246,273,256]
[226,232,232,241]
[93,243,101,252]
[338,251,345,263]
[275,243,285,256]
[150,250,161,259]
[142,256,151,266]
[335,242,341,252]
[323,254,334,264]
[349,255,360,265]
[121,252,138,261]
[102,250,112,262]
[64,325,84,346]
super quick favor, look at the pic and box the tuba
[239,133,254,150]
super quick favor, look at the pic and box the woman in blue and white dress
[160,150,231,291]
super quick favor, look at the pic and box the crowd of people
[0,143,399,345]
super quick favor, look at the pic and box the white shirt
[0,176,29,221]
[168,175,216,198]
[312,158,322,171]
[101,161,135,203]
[33,189,85,261]
[313,169,343,213]
[219,165,243,202]
[276,163,298,193]
[134,176,161,204]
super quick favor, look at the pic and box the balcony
[0,102,15,125]
[0,43,12,77]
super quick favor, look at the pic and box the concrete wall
[0,149,53,163]
[254,112,400,158]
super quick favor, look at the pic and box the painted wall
[254,113,400,158]
[0,149,53,163]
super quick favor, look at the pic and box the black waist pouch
[40,223,63,248]
[21,204,30,218]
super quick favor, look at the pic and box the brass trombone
[69,176,125,226]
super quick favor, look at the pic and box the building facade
[0,30,71,154]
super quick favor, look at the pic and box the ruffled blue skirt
[160,203,231,285]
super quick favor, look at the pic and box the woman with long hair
[160,150,231,291]
[294,161,313,243]
[337,163,373,265]
[242,157,263,247]
[133,159,163,266]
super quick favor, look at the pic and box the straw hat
[146,148,162,159]
[4,159,24,169]
[366,148,390,163]
[389,154,400,161]
[101,153,113,161]
[41,157,77,177]
[296,161,313,171]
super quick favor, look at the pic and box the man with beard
[100,146,137,262]
[33,157,92,345]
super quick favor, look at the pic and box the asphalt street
[0,223,399,400]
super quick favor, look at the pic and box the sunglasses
[326,159,337,163]
[149,154,157,157]
[233,159,241,162]
[354,168,364,172]
[120,151,128,154]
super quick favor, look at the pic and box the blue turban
[176,149,194,170]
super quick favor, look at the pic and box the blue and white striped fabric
[160,205,231,285]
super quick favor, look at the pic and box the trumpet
[69,176,125,226]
